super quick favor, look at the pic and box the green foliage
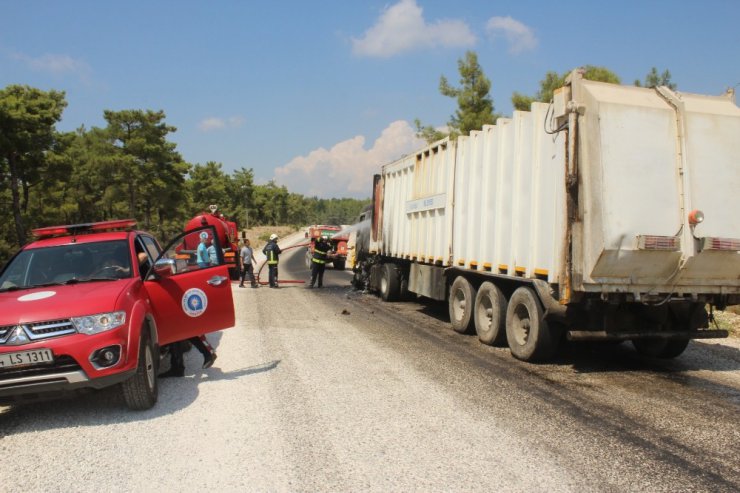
[511,66,621,110]
[416,50,497,143]
[0,85,67,245]
[413,118,447,144]
[0,83,373,266]
[439,51,497,138]
[634,67,677,90]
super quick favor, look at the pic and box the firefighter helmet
[269,233,278,241]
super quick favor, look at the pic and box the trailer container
[352,71,739,361]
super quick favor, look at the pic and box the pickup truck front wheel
[122,329,159,410]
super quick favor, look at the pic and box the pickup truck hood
[0,280,131,325]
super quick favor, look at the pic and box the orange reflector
[688,210,704,225]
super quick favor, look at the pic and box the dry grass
[714,307,740,338]
[238,225,302,252]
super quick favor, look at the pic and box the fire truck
[180,205,240,279]
[305,225,349,270]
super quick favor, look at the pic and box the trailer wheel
[334,260,346,271]
[632,338,690,359]
[380,263,401,302]
[474,282,507,346]
[449,276,476,334]
[505,287,558,362]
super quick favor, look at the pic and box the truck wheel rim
[512,304,531,345]
[144,345,155,389]
[478,296,493,329]
[453,288,467,322]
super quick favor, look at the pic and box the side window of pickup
[136,235,161,280]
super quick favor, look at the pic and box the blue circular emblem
[182,288,208,317]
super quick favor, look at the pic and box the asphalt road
[1,242,738,492]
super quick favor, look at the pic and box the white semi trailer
[351,70,739,362]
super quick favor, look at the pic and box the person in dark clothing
[160,335,217,377]
[309,235,330,288]
[262,234,282,288]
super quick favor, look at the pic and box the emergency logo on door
[182,288,208,317]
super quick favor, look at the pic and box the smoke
[334,218,371,239]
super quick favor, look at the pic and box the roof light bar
[32,219,137,239]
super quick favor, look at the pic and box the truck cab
[305,225,349,270]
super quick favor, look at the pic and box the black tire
[474,281,507,346]
[505,287,558,362]
[122,329,159,410]
[380,263,401,301]
[333,260,346,271]
[632,338,690,359]
[449,276,476,334]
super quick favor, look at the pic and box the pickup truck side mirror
[153,258,177,277]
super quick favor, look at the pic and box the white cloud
[274,120,426,198]
[11,51,92,80]
[485,16,538,54]
[198,116,245,132]
[352,0,475,58]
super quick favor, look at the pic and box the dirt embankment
[716,307,740,337]
[238,226,302,252]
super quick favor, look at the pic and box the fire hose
[255,242,310,285]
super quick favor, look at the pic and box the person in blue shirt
[196,231,210,268]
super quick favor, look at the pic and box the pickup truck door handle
[207,275,228,286]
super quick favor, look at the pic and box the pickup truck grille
[0,319,76,345]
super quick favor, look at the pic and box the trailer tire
[506,287,558,362]
[632,338,690,359]
[449,276,476,334]
[334,260,346,271]
[380,263,401,302]
[474,282,507,346]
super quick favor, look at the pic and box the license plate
[0,349,54,369]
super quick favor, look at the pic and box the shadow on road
[0,358,281,435]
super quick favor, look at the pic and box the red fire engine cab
[180,205,240,279]
[305,225,349,270]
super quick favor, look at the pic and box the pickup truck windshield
[0,240,132,291]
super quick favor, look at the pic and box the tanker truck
[351,70,739,362]
[179,205,240,279]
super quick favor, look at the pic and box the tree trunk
[7,153,26,246]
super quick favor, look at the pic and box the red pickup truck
[0,219,235,410]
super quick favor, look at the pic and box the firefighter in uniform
[309,235,330,288]
[263,233,282,288]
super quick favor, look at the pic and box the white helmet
[269,234,278,241]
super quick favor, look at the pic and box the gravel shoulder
[1,243,738,492]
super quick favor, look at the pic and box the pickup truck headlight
[72,311,126,335]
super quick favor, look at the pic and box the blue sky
[2,0,738,199]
